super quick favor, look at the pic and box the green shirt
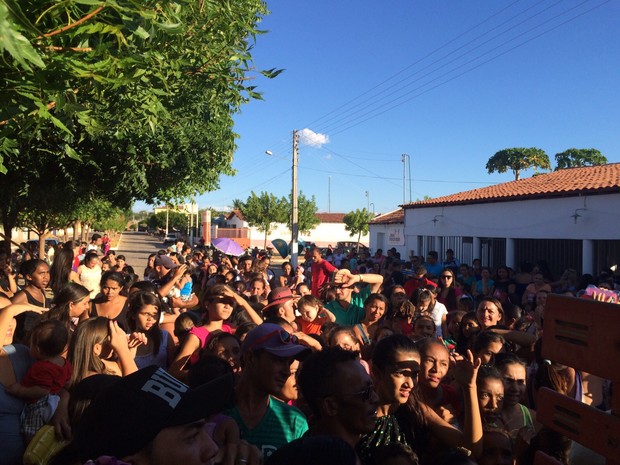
[350,285,372,309]
[227,397,308,458]
[326,300,366,326]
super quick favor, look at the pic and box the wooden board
[536,388,620,462]
[533,451,564,465]
[541,294,620,380]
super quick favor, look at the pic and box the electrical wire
[328,0,610,136]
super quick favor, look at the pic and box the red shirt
[311,259,337,297]
[296,313,332,335]
[21,359,72,402]
[404,276,437,298]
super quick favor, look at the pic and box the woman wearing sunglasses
[169,284,263,381]
[358,334,483,464]
[437,269,462,313]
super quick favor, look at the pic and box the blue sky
[136,0,620,215]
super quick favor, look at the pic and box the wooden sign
[541,294,620,380]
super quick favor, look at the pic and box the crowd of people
[0,237,617,465]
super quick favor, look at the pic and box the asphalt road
[114,231,166,273]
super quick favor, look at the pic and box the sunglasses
[248,329,299,350]
[212,297,236,306]
[337,384,375,402]
[440,275,453,279]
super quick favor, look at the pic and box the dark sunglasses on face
[213,297,236,306]
[338,384,375,402]
[440,275,453,279]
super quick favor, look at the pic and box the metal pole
[328,176,331,213]
[365,191,369,211]
[291,130,299,269]
[408,154,412,203]
[165,205,169,236]
[401,154,406,204]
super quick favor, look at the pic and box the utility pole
[328,176,331,213]
[408,154,412,203]
[165,205,169,235]
[291,130,299,269]
[402,153,412,203]
[401,154,406,204]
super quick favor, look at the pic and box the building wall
[225,216,245,229]
[403,193,620,275]
[405,194,619,240]
[369,224,407,258]
[216,217,369,249]
[248,222,369,248]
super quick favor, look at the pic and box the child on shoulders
[296,295,336,335]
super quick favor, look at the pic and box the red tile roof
[404,163,620,208]
[314,213,346,223]
[226,210,245,221]
[369,209,404,224]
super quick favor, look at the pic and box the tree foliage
[486,148,550,180]
[288,192,320,235]
[233,191,287,248]
[0,0,278,253]
[555,148,607,170]
[147,211,188,232]
[343,208,374,246]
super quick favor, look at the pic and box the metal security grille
[514,239,582,278]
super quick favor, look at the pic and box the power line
[312,0,563,135]
[327,0,609,136]
[302,165,495,184]
[303,0,527,130]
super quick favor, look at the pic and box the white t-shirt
[430,301,448,338]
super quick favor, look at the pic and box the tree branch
[43,45,93,53]
[39,6,105,39]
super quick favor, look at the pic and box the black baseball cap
[76,366,234,461]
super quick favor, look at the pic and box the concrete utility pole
[328,176,331,213]
[291,130,299,269]
[402,153,412,203]
[165,205,169,235]
[401,154,406,204]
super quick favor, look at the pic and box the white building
[222,211,369,249]
[368,209,406,257]
[371,163,620,277]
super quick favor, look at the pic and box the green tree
[343,208,374,251]
[233,192,287,249]
[486,148,550,180]
[147,211,188,232]
[555,148,607,170]
[286,192,321,235]
[0,0,279,253]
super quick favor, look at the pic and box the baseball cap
[241,323,311,360]
[154,255,177,269]
[76,366,234,461]
[262,286,294,312]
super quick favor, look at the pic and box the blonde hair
[68,317,111,387]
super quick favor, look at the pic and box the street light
[370,202,375,215]
[365,191,369,211]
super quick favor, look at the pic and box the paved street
[114,231,165,273]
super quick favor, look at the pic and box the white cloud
[323,153,333,160]
[298,128,329,148]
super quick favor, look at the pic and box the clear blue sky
[135,0,620,215]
